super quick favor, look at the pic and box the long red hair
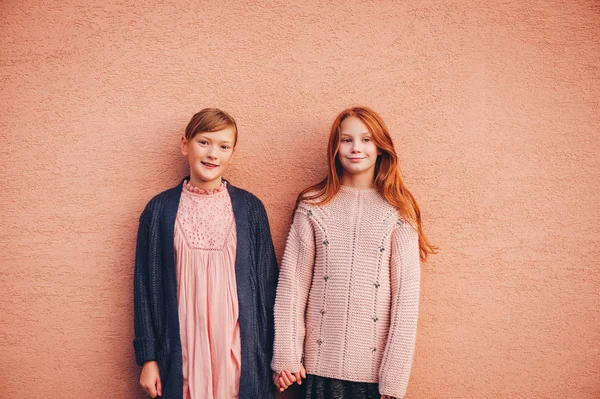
[295,106,437,261]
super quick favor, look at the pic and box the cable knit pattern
[271,186,420,399]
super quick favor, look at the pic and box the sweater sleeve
[271,206,316,373]
[132,210,157,366]
[379,221,421,398]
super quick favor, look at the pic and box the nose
[351,140,361,153]
[207,145,218,159]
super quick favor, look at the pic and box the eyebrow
[195,135,233,145]
[340,132,371,136]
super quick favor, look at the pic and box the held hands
[140,361,162,398]
[272,363,307,392]
[271,366,394,398]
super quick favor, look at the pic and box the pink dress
[174,180,241,399]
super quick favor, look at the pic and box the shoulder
[139,181,183,221]
[296,199,317,213]
[227,182,268,216]
[365,194,410,232]
[295,198,328,226]
[299,188,324,205]
[296,187,327,213]
[392,216,419,244]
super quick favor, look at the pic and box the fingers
[283,370,296,386]
[156,376,162,397]
[277,370,296,391]
[285,370,297,386]
[273,372,283,392]
[139,380,155,398]
[139,376,159,398]
[146,383,158,398]
[286,370,297,383]
[294,363,307,386]
[274,368,305,392]
[278,375,292,392]
[139,361,161,398]
[280,373,291,388]
[293,372,302,385]
[300,363,307,379]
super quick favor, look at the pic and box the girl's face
[338,116,380,178]
[180,127,236,188]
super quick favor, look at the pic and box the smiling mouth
[202,161,219,168]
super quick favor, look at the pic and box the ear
[180,135,189,156]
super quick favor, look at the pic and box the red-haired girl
[271,106,436,399]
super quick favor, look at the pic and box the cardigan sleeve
[250,196,280,360]
[132,210,158,366]
[271,205,315,373]
[379,221,421,398]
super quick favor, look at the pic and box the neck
[188,175,223,190]
[340,171,376,189]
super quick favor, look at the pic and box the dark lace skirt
[300,374,385,399]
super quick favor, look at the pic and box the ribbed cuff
[379,378,406,399]
[270,355,302,374]
[133,337,157,366]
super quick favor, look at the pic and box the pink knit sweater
[271,185,421,398]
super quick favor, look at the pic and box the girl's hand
[272,371,282,391]
[140,361,162,398]
[275,364,306,392]
[277,370,296,392]
[294,363,307,386]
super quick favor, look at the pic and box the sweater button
[379,247,385,252]
[322,239,329,245]
[317,339,323,345]
[320,309,326,315]
[371,347,376,353]
[372,316,378,322]
[324,275,329,281]
[373,281,380,288]
[307,210,313,217]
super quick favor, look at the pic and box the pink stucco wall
[1,1,599,398]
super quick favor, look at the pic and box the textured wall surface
[1,0,599,398]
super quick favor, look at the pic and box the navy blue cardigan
[133,178,278,398]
